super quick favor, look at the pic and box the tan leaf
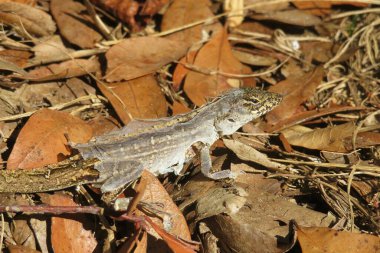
[14,78,96,112]
[184,28,255,106]
[265,105,365,133]
[293,1,368,16]
[282,122,356,153]
[97,74,168,125]
[28,35,71,66]
[223,139,286,171]
[104,37,187,82]
[20,58,100,82]
[50,0,103,48]
[0,2,56,37]
[43,193,98,253]
[161,0,221,47]
[135,170,191,241]
[266,66,324,125]
[0,49,31,68]
[250,9,321,26]
[296,225,380,253]
[7,245,41,253]
[7,109,93,170]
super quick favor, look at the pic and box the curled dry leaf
[43,193,98,253]
[135,171,191,244]
[282,122,356,153]
[91,0,169,31]
[104,37,187,82]
[296,225,380,253]
[14,78,96,112]
[20,58,100,82]
[265,105,366,133]
[97,74,168,125]
[0,2,56,37]
[250,9,321,27]
[201,172,334,253]
[266,66,324,125]
[223,138,287,171]
[50,0,103,48]
[183,28,255,106]
[28,35,71,66]
[7,109,93,170]
[293,1,368,16]
[0,49,31,68]
[161,0,222,47]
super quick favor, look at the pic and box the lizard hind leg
[199,143,236,180]
[100,160,144,194]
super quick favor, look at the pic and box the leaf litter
[0,0,379,252]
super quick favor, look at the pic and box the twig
[269,158,380,173]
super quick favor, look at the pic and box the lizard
[0,88,282,202]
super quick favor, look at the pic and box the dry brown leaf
[265,105,366,133]
[50,0,103,48]
[104,37,187,82]
[145,216,198,253]
[0,2,56,37]
[20,58,100,82]
[161,0,221,47]
[43,193,98,253]
[172,50,197,91]
[117,230,148,253]
[171,101,191,115]
[0,0,35,4]
[14,78,96,112]
[300,41,333,63]
[87,115,120,137]
[135,170,191,243]
[344,132,380,150]
[296,225,380,253]
[200,171,334,253]
[282,122,355,153]
[266,66,324,125]
[7,245,41,253]
[232,49,277,67]
[28,35,71,66]
[250,9,321,26]
[97,74,168,125]
[293,1,368,16]
[223,139,286,171]
[184,28,255,106]
[91,0,168,31]
[7,109,93,170]
[0,49,31,68]
[245,0,289,13]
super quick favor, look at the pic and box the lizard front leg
[199,143,236,180]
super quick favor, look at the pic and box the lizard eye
[249,98,260,104]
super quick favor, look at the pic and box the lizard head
[214,88,282,135]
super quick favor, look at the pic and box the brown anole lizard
[0,88,282,201]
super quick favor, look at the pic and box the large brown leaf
[50,0,103,48]
[0,2,56,37]
[183,28,254,106]
[20,58,100,82]
[104,37,187,82]
[44,193,98,253]
[97,74,168,125]
[135,171,192,245]
[161,0,221,47]
[282,122,355,153]
[296,225,380,253]
[266,66,324,125]
[7,109,93,170]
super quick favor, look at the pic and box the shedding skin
[72,88,283,194]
